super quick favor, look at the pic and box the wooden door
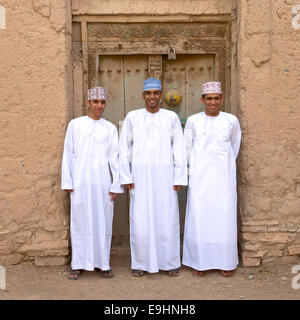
[162,54,215,122]
[98,55,148,126]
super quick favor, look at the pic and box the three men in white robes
[61,87,123,280]
[119,78,187,277]
[183,81,241,277]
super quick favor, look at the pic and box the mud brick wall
[237,0,300,266]
[0,0,73,266]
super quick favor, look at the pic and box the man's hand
[109,192,118,201]
[64,189,73,193]
[124,183,135,190]
[173,185,183,191]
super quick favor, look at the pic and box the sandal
[192,269,205,277]
[220,270,233,277]
[131,269,145,277]
[68,270,81,280]
[101,269,114,278]
[167,268,180,277]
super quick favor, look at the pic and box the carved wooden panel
[87,22,227,41]
[148,55,162,79]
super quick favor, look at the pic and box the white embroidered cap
[88,87,107,100]
[202,81,222,95]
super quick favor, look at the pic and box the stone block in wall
[0,229,10,235]
[242,232,289,244]
[241,257,261,267]
[53,230,68,240]
[268,225,299,233]
[267,226,282,232]
[0,238,10,248]
[44,225,68,232]
[12,232,34,247]
[17,240,69,256]
[289,235,300,247]
[241,243,286,251]
[42,249,69,257]
[242,220,279,227]
[39,220,69,229]
[0,254,23,266]
[0,246,11,255]
[288,245,300,256]
[287,234,300,247]
[262,256,300,266]
[241,248,283,259]
[241,226,267,233]
[285,224,300,232]
[34,256,70,267]
[33,230,65,242]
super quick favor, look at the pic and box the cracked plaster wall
[0,0,72,266]
[237,0,300,266]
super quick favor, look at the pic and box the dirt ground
[0,255,300,301]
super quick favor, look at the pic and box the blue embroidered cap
[143,77,162,92]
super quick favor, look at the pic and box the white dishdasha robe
[182,111,241,271]
[119,108,187,273]
[61,116,123,271]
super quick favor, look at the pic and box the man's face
[87,99,106,119]
[142,90,162,109]
[201,93,223,116]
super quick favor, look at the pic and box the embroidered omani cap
[88,87,107,100]
[202,81,222,95]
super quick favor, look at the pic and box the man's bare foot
[192,269,206,277]
[220,270,233,277]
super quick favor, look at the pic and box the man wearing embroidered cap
[119,77,187,277]
[182,81,241,277]
[61,87,123,280]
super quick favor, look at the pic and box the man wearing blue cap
[119,78,187,277]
